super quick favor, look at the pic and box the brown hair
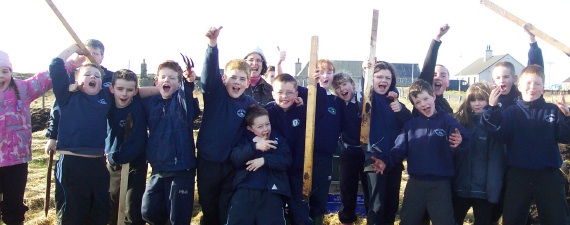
[520,64,545,82]
[8,76,20,101]
[408,79,434,105]
[112,69,139,88]
[224,59,251,80]
[244,104,269,126]
[332,72,355,89]
[273,73,298,90]
[317,59,335,73]
[74,63,100,81]
[157,60,183,82]
[454,81,491,126]
[494,61,516,77]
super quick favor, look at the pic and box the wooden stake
[44,150,54,217]
[302,36,319,200]
[360,9,379,146]
[480,0,570,57]
[117,163,130,225]
[45,0,107,72]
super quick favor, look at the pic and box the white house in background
[562,76,570,90]
[455,45,524,85]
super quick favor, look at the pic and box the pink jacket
[0,71,52,167]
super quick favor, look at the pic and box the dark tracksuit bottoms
[399,178,455,225]
[107,163,148,225]
[197,158,235,225]
[141,170,196,225]
[55,155,110,225]
[338,143,369,224]
[0,163,29,225]
[227,189,286,225]
[366,163,404,225]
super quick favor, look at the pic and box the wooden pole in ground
[302,36,319,200]
[45,0,106,72]
[360,9,379,146]
[480,0,570,57]
[44,150,54,217]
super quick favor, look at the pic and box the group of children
[1,23,569,225]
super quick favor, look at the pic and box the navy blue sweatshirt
[46,66,113,139]
[197,45,258,163]
[142,80,196,172]
[231,130,292,197]
[106,94,148,167]
[381,108,468,180]
[339,95,362,146]
[265,85,327,173]
[367,92,411,164]
[314,93,342,154]
[49,58,111,156]
[481,96,570,170]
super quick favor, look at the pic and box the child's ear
[109,85,114,94]
[222,75,227,83]
[134,87,139,95]
[246,125,252,132]
[513,74,518,83]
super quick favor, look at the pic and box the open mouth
[232,86,241,94]
[119,97,129,104]
[500,85,507,92]
[88,81,96,87]
[434,81,442,88]
[162,84,171,93]
[0,81,5,87]
[421,106,432,115]
[341,90,349,97]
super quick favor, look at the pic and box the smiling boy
[196,26,259,225]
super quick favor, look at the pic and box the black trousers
[338,144,368,224]
[197,157,235,225]
[452,196,495,225]
[0,163,28,225]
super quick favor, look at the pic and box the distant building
[295,60,420,89]
[455,45,524,85]
[562,76,570,90]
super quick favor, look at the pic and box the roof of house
[296,60,419,78]
[562,76,570,83]
[455,54,511,76]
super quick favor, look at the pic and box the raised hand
[246,157,265,171]
[449,128,462,148]
[205,26,223,46]
[556,94,570,116]
[489,85,501,107]
[277,46,286,65]
[387,91,401,112]
[523,23,536,43]
[370,156,386,174]
[435,24,450,41]
[253,135,277,152]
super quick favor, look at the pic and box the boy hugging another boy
[227,105,292,225]
[50,44,113,225]
[482,65,570,225]
[375,79,467,225]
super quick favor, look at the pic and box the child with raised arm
[481,65,570,225]
[0,50,53,225]
[197,26,259,225]
[227,105,292,225]
[452,82,505,224]
[375,79,467,225]
[50,44,113,225]
[105,69,148,225]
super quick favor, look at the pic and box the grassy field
[20,87,569,224]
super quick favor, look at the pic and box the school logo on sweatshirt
[119,120,125,128]
[292,119,300,127]
[434,129,446,137]
[545,114,556,123]
[328,107,336,115]
[98,99,108,105]
[237,109,246,117]
[103,82,112,88]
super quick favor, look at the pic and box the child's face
[110,79,138,108]
[373,69,392,95]
[492,66,517,95]
[517,73,543,102]
[317,67,334,90]
[433,65,449,96]
[334,81,355,102]
[157,67,181,99]
[222,69,249,99]
[78,66,102,95]
[245,53,264,78]
[247,115,271,139]
[272,81,298,111]
[0,66,11,92]
[86,46,104,65]
[411,90,436,117]
[469,98,488,115]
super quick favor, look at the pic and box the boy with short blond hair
[197,26,259,225]
[482,65,570,225]
[376,79,467,225]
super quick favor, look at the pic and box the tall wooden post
[480,0,570,57]
[360,9,379,146]
[302,36,319,200]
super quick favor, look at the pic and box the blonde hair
[224,59,251,80]
[454,81,491,126]
[317,59,335,73]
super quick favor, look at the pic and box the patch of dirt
[31,108,50,133]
